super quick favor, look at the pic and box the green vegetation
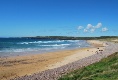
[59,52,118,80]
[23,36,118,40]
[99,37,118,43]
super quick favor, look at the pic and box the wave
[0,40,90,56]
[18,40,80,45]
[40,44,70,47]
[18,41,42,44]
[67,40,80,42]
[17,40,66,44]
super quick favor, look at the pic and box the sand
[0,40,106,80]
[13,41,118,80]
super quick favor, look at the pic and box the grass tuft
[59,52,118,80]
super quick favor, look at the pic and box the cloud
[95,23,102,28]
[84,29,88,32]
[102,27,108,32]
[84,24,94,33]
[77,22,108,33]
[85,23,102,33]
[78,26,83,30]
[87,24,93,29]
[90,28,95,33]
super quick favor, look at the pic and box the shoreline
[13,41,118,80]
[0,40,106,80]
[0,40,89,58]
[48,40,107,69]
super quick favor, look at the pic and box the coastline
[0,40,106,80]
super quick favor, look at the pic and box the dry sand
[48,40,106,69]
[0,40,106,80]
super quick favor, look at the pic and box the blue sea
[0,38,90,57]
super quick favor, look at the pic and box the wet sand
[0,40,106,80]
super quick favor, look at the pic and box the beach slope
[0,40,110,80]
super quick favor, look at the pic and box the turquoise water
[0,38,90,57]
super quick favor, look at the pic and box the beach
[0,40,114,80]
[1,0,118,79]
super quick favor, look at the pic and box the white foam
[67,40,80,42]
[60,44,70,46]
[40,44,70,47]
[20,42,29,44]
[17,40,65,44]
[41,40,65,43]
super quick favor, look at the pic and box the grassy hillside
[59,52,118,80]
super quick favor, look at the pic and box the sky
[0,0,118,37]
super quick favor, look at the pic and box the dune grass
[99,38,118,43]
[59,52,118,80]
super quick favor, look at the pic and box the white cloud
[78,26,83,30]
[102,27,108,32]
[95,23,102,28]
[84,29,88,32]
[87,24,93,29]
[77,22,108,33]
[90,28,95,33]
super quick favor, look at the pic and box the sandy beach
[0,40,107,80]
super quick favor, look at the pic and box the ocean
[0,38,90,57]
